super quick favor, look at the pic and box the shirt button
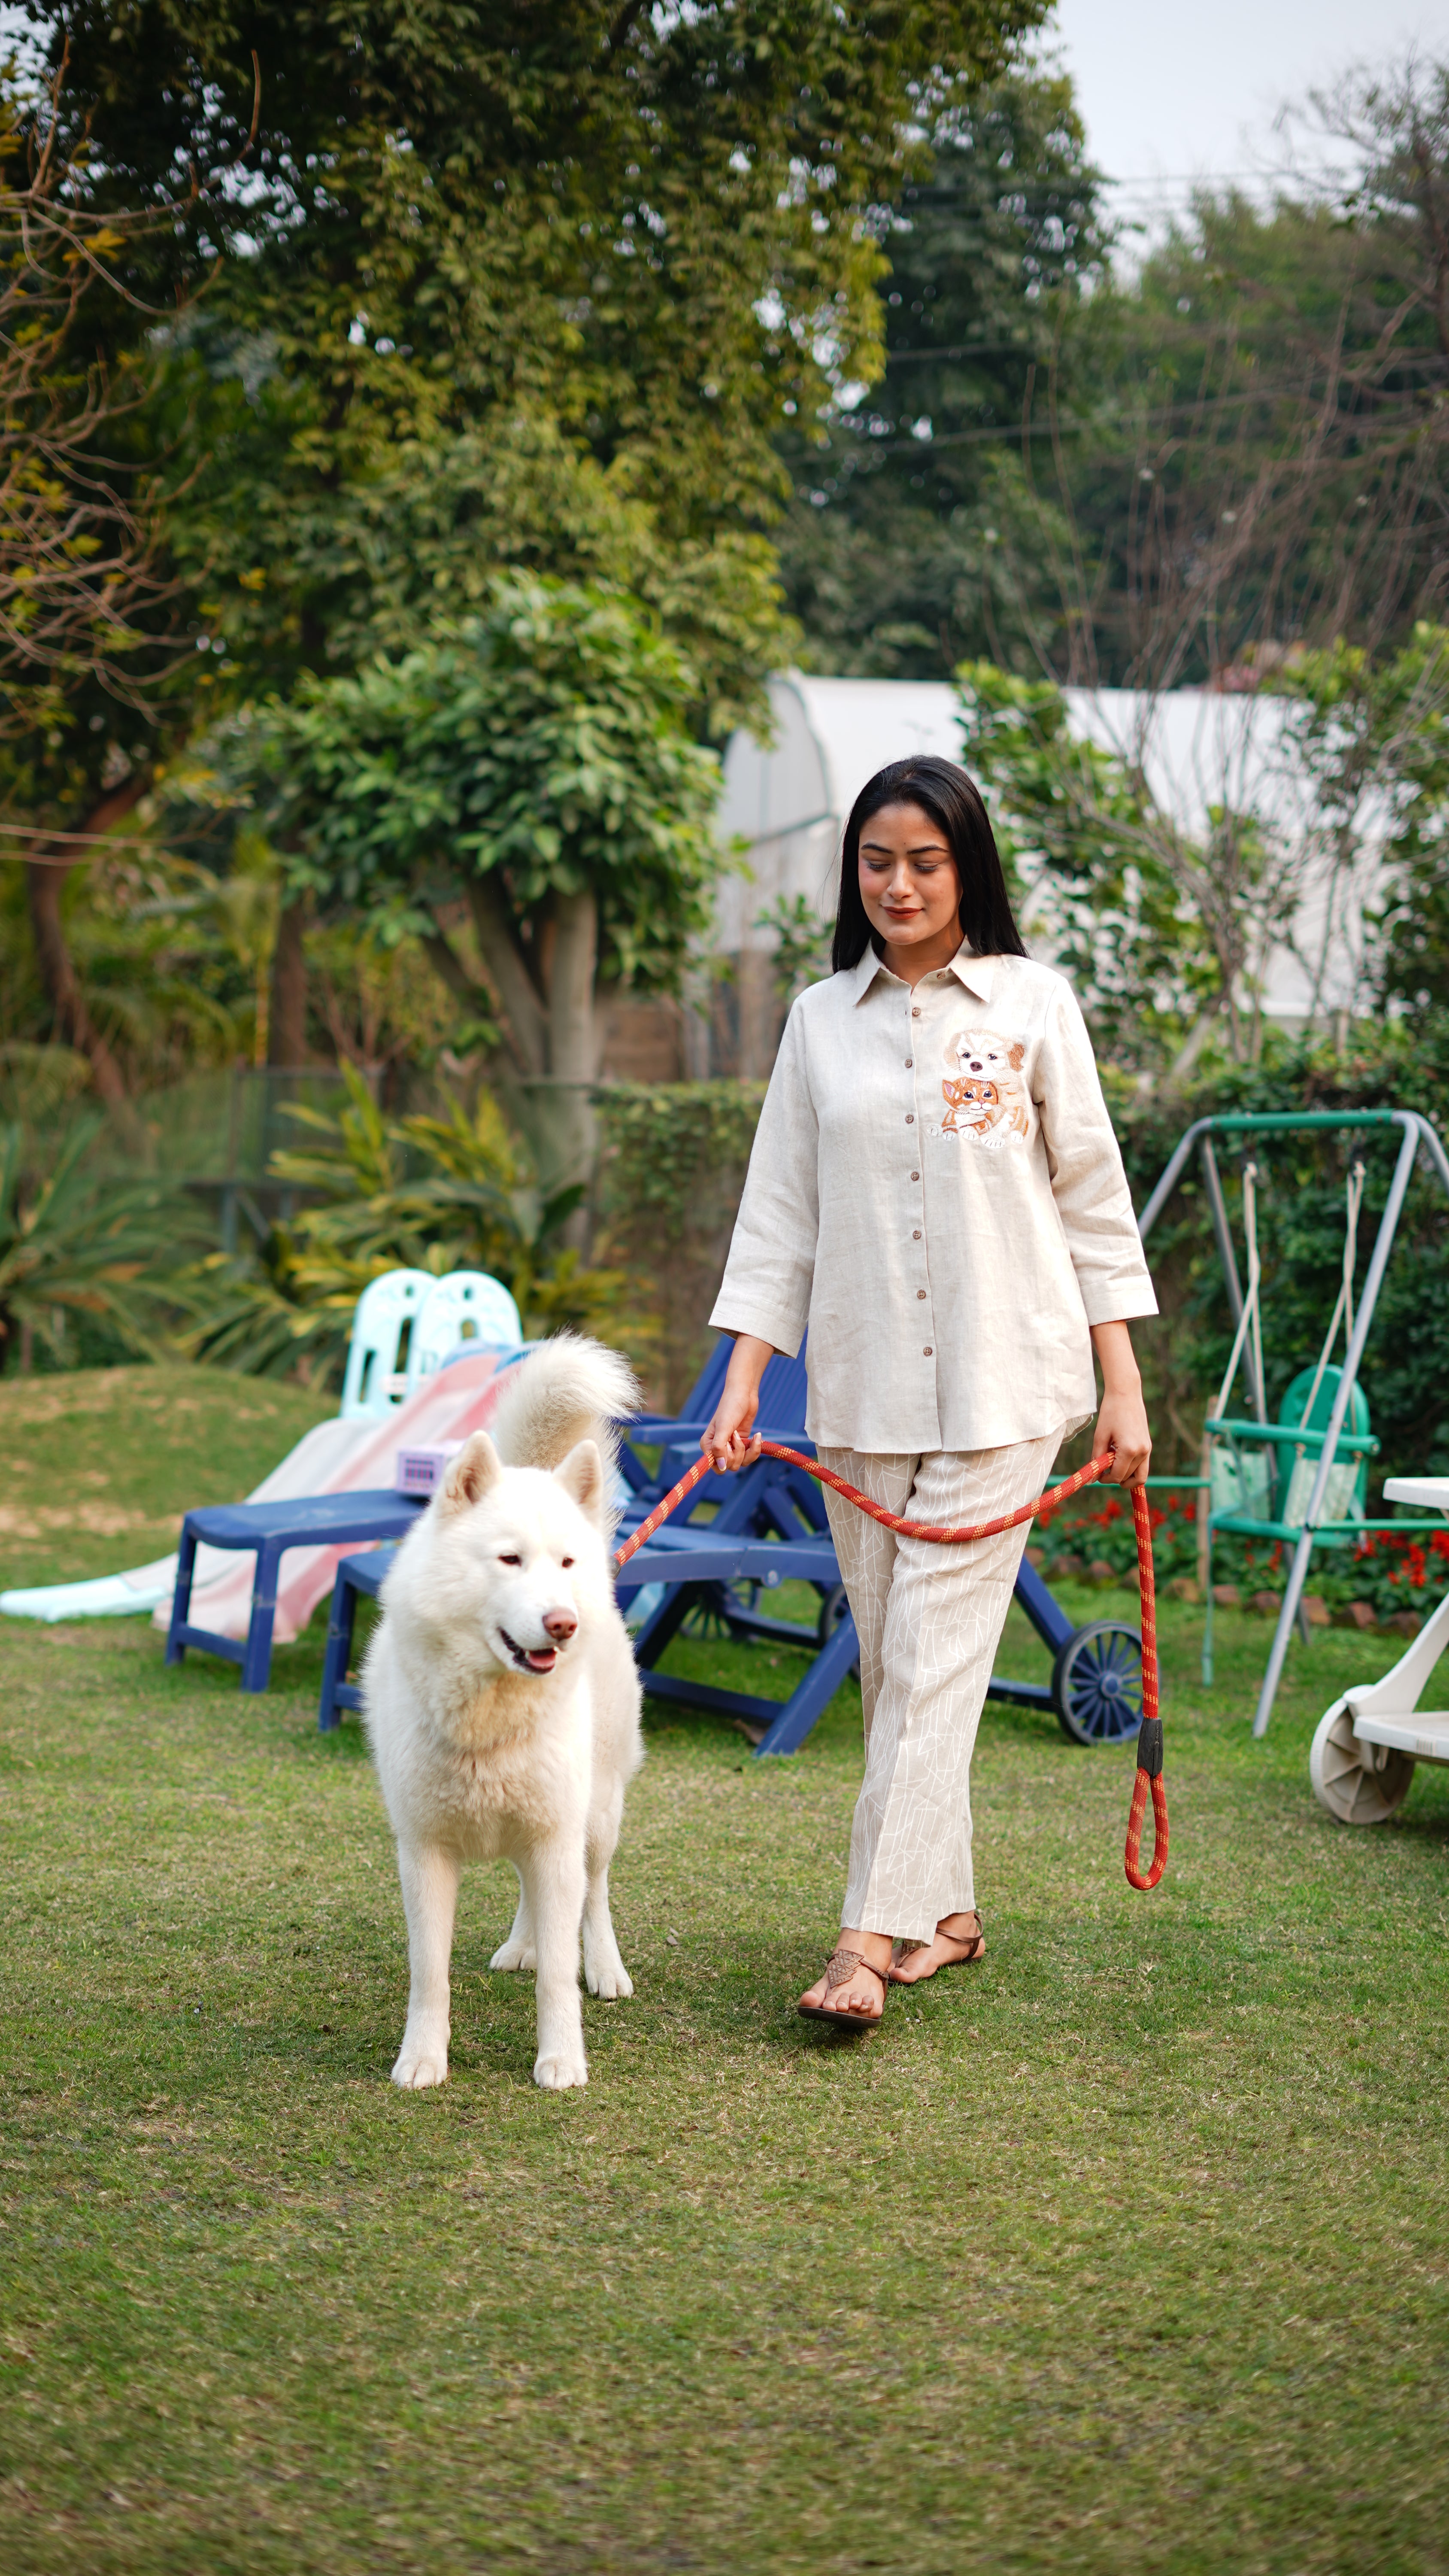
[912,1229,922,1240]
[916,1289,926,1300]
[905,1056,913,1068]
[912,1006,921,1018]
[905,1113,914,1124]
[923,1345,933,1357]
[910,1170,920,1181]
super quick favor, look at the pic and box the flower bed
[1034,1481,1449,1619]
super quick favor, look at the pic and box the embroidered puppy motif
[940,1027,1031,1148]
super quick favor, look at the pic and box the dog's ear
[554,1437,605,1525]
[441,1431,502,1512]
[1008,1041,1025,1069]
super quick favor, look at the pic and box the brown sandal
[798,1947,888,2031]
[888,1911,985,1982]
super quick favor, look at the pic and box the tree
[1000,52,1449,697]
[959,629,1449,1067]
[1319,625,1449,1010]
[774,68,1111,677]
[0,47,247,1112]
[785,48,1449,693]
[26,0,1048,716]
[233,580,724,1207]
[958,662,1225,1065]
[15,1,1045,1069]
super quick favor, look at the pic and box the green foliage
[1114,1018,1449,1490]
[1278,625,1449,1010]
[597,1080,768,1251]
[754,893,833,1002]
[0,1113,204,1371]
[776,68,1111,678]
[1068,120,1449,687]
[960,635,1449,1067]
[783,60,1449,689]
[182,1063,629,1387]
[40,1,1046,730]
[241,579,725,1000]
[0,59,206,817]
[596,1079,768,1406]
[957,660,1228,1062]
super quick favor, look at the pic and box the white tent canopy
[714,673,1379,1030]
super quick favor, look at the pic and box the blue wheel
[1052,1620,1143,1746]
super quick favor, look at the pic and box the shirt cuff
[706,1294,808,1359]
[1076,1278,1160,1327]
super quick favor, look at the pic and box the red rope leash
[614,1443,1167,1892]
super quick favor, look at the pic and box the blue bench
[317,1545,397,1729]
[166,1492,423,1695]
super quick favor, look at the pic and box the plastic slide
[0,1349,519,1638]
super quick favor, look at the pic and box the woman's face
[857,801,961,954]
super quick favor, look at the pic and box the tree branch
[24,775,151,1139]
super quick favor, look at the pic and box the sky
[1043,0,1449,237]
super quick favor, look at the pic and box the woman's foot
[798,1932,893,2024]
[888,1910,986,1984]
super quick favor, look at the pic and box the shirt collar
[850,942,997,1005]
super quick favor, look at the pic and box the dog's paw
[489,1938,537,1974]
[584,1950,634,2000]
[533,2049,588,2090]
[391,2038,449,2090]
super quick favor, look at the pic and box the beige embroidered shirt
[709,944,1158,1452]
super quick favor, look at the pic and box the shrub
[181,1065,634,1389]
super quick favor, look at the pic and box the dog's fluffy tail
[489,1333,641,1486]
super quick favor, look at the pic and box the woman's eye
[499,1552,522,1567]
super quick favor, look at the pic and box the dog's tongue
[524,1646,557,1673]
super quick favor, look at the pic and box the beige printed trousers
[818,1428,1070,1944]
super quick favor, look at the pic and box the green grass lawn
[2,1367,1448,2575]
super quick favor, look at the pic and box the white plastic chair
[405,1272,524,1394]
[338,1270,436,1420]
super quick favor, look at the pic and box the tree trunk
[25,778,150,1145]
[548,890,600,1246]
[452,875,603,1240]
[464,877,548,1076]
[267,898,309,1067]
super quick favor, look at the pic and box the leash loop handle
[1122,1483,1166,1890]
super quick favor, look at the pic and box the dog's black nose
[543,1608,577,1643]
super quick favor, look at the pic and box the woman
[702,756,1156,2028]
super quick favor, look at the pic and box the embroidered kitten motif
[940,1028,1031,1148]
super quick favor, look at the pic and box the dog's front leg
[520,1838,588,2090]
[391,1841,459,2090]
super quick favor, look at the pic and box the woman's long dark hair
[830,755,1026,973]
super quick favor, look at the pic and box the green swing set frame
[1137,1109,1449,1739]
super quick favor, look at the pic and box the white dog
[363,1335,644,2092]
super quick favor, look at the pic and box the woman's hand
[1090,1321,1152,1488]
[701,1333,776,1472]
